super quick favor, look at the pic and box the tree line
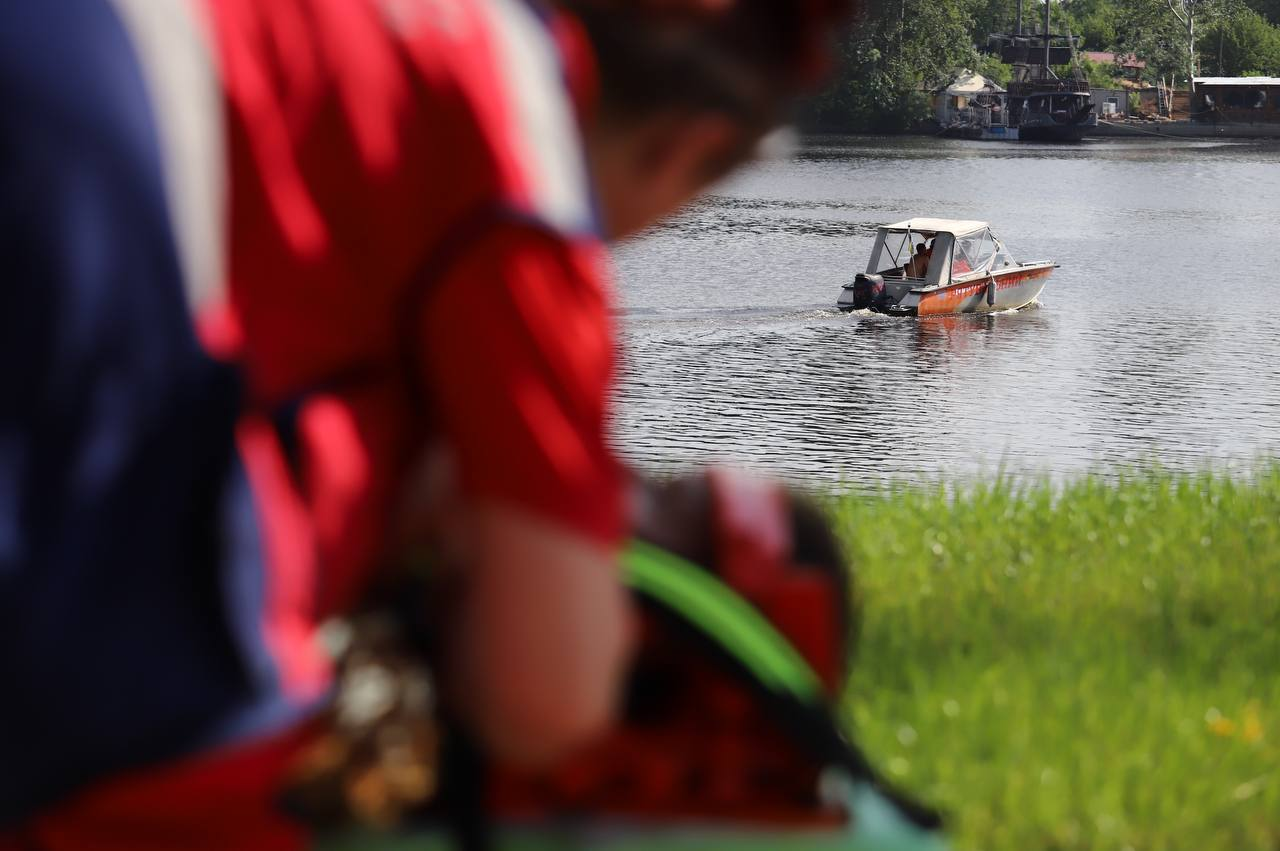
[801,0,1280,131]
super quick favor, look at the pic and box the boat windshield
[952,228,1015,277]
[871,229,940,281]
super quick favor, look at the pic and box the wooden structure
[1192,77,1280,124]
[934,70,1009,137]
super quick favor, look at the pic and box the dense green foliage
[801,0,1280,131]
[802,0,983,132]
[832,467,1280,850]
[1199,7,1280,74]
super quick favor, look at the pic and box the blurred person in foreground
[0,0,851,848]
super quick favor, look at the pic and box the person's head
[563,0,854,237]
[916,242,927,255]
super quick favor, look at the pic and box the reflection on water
[611,136,1280,485]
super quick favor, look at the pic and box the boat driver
[907,240,933,278]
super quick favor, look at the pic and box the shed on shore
[933,70,1007,129]
[1091,87,1129,118]
[1192,77,1280,124]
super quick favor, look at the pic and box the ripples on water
[610,136,1280,486]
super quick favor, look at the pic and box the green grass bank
[831,467,1280,850]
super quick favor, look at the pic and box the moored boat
[837,219,1055,317]
[981,0,1097,142]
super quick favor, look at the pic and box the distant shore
[801,122,1280,141]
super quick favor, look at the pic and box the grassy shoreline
[831,467,1280,850]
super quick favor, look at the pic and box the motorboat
[837,218,1055,316]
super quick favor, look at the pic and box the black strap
[393,203,511,422]
[437,727,491,851]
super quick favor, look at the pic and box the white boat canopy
[867,219,1017,287]
[882,218,988,237]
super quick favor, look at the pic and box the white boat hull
[838,263,1054,316]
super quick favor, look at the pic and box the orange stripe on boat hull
[917,265,1054,317]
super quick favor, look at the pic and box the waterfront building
[1192,77,1280,124]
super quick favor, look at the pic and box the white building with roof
[934,70,1007,130]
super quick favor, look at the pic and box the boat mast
[1016,0,1023,35]
[1043,0,1051,70]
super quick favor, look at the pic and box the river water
[610,135,1280,486]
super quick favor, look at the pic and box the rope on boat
[1093,120,1209,141]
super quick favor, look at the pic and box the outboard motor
[838,273,886,312]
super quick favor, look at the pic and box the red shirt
[200,0,625,682]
